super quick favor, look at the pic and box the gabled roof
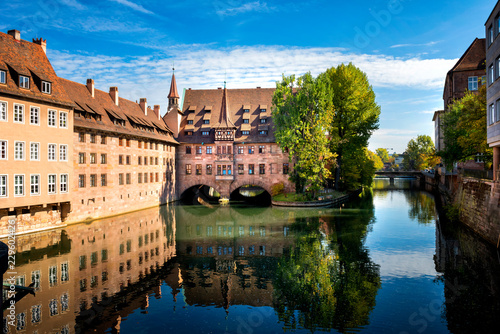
[61,78,178,144]
[0,31,73,107]
[449,38,486,72]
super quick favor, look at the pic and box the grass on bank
[272,190,346,202]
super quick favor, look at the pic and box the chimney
[140,98,147,115]
[109,87,119,106]
[32,38,47,53]
[154,105,161,120]
[8,30,20,41]
[86,79,95,98]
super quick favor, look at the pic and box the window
[242,130,250,135]
[155,157,158,165]
[249,164,254,175]
[126,155,131,165]
[14,141,24,160]
[260,118,267,124]
[101,174,107,186]
[259,130,268,135]
[150,142,153,149]
[60,111,68,128]
[119,173,124,185]
[31,305,41,324]
[248,146,254,154]
[90,174,97,187]
[0,140,6,159]
[14,175,24,196]
[78,174,85,188]
[138,156,142,165]
[30,106,40,125]
[48,174,56,194]
[16,312,26,330]
[48,144,56,161]
[78,152,85,164]
[186,146,192,154]
[203,119,210,124]
[150,173,154,182]
[490,103,495,125]
[101,153,107,164]
[187,120,193,124]
[206,146,212,154]
[0,70,5,84]
[144,172,148,183]
[196,164,202,175]
[42,81,51,94]
[126,139,131,147]
[0,175,7,197]
[259,145,265,153]
[30,174,40,195]
[48,110,57,127]
[186,164,192,175]
[30,142,39,161]
[468,76,478,91]
[496,99,500,123]
[243,119,249,124]
[0,101,6,121]
[144,156,148,165]
[61,262,69,282]
[238,146,244,154]
[238,164,244,174]
[204,164,211,175]
[126,173,131,184]
[150,157,154,165]
[101,135,106,144]
[138,173,142,184]
[488,25,494,46]
[138,141,142,148]
[78,132,85,142]
[185,130,193,136]
[119,155,123,165]
[489,64,494,85]
[59,145,68,161]
[259,164,265,174]
[283,163,289,174]
[14,104,24,123]
[60,174,68,193]
[196,146,202,154]
[119,138,123,146]
[19,75,29,89]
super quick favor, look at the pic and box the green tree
[376,148,390,163]
[439,86,492,169]
[369,149,384,170]
[342,148,380,189]
[272,73,335,196]
[319,63,380,191]
[403,135,439,170]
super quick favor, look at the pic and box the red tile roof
[60,78,178,144]
[0,31,73,107]
[168,73,180,98]
[179,87,276,144]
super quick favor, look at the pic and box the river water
[3,179,500,333]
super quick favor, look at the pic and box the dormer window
[19,75,29,89]
[0,70,6,84]
[41,81,51,94]
[243,119,249,124]
[203,120,210,124]
[260,118,267,124]
[260,109,266,113]
[243,109,249,113]
[187,120,193,125]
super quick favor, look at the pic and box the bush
[271,182,285,196]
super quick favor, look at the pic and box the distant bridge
[375,171,424,183]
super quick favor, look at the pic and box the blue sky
[0,0,495,152]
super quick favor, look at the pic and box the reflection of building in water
[2,206,175,333]
[170,206,295,309]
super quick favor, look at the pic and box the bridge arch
[179,179,222,198]
[229,179,272,196]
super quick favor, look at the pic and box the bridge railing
[460,168,493,180]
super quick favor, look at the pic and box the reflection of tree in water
[404,191,436,224]
[273,191,381,332]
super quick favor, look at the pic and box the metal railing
[460,168,493,180]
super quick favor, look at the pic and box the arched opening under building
[230,185,271,206]
[180,185,221,205]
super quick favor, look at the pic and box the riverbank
[272,189,362,207]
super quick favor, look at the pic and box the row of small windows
[0,174,68,197]
[78,172,167,187]
[0,101,67,127]
[487,15,500,47]
[185,163,289,175]
[0,69,51,94]
[189,245,267,256]
[185,129,268,136]
[185,144,281,155]
[186,225,290,237]
[78,133,173,152]
[5,301,68,331]
[78,152,173,167]
[0,140,68,161]
[187,118,268,125]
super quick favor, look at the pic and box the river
[3,178,500,333]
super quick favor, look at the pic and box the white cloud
[390,41,441,48]
[215,1,274,16]
[59,0,86,10]
[109,0,153,15]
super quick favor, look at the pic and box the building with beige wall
[0,30,74,235]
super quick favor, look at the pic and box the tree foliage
[376,148,390,163]
[438,86,492,169]
[319,63,380,190]
[403,135,439,170]
[272,73,335,196]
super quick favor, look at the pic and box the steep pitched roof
[213,87,236,129]
[168,73,179,98]
[0,31,73,107]
[449,38,486,72]
[61,78,178,144]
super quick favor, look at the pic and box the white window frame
[30,106,40,125]
[30,142,39,161]
[61,262,69,282]
[14,141,25,160]
[49,265,57,286]
[30,174,40,196]
[14,174,24,197]
[48,109,57,127]
[59,144,68,161]
[14,104,24,123]
[48,174,56,194]
[31,270,41,290]
[0,175,7,197]
[0,70,6,84]
[19,75,29,89]
[41,81,51,94]
[0,101,7,121]
[60,174,68,193]
[59,111,68,128]
[48,143,56,161]
[468,76,478,91]
[0,140,7,160]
